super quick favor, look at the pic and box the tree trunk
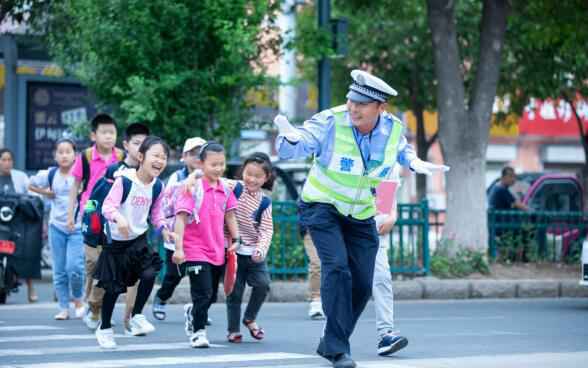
[415,106,428,201]
[426,0,509,251]
[565,95,588,210]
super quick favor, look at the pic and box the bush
[431,240,490,278]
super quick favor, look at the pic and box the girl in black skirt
[94,136,172,349]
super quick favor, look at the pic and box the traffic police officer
[274,70,449,368]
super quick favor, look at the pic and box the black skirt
[93,233,162,294]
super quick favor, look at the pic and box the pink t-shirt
[176,178,237,265]
[72,145,121,214]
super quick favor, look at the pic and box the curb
[40,269,588,302]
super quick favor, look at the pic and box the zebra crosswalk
[0,320,318,368]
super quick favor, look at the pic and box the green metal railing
[488,209,588,262]
[267,200,431,277]
[389,200,430,275]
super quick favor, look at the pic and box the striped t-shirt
[226,180,273,257]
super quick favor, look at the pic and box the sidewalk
[41,269,588,303]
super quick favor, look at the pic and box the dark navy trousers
[298,201,379,357]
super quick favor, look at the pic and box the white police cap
[346,69,398,103]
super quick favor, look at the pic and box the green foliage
[294,1,484,111]
[501,0,588,115]
[47,0,279,147]
[431,239,490,278]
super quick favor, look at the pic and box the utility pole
[317,0,330,112]
[278,0,298,120]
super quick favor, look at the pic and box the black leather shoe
[332,353,356,368]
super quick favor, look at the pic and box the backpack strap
[253,195,272,227]
[114,148,125,162]
[80,147,93,194]
[47,167,58,191]
[149,179,163,217]
[120,177,133,204]
[177,166,189,182]
[233,181,244,199]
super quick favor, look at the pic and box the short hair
[0,148,13,159]
[501,166,515,177]
[90,113,117,132]
[198,142,225,161]
[124,122,150,141]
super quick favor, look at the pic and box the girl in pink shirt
[171,142,239,348]
[94,136,172,349]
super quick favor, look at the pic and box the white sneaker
[74,305,86,319]
[190,329,209,348]
[83,309,101,330]
[128,314,155,336]
[95,327,117,349]
[308,300,325,320]
[184,304,194,337]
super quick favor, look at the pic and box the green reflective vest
[300,105,403,220]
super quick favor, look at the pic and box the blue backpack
[82,168,163,246]
[232,181,271,229]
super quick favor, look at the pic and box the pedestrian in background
[0,148,37,303]
[29,139,85,319]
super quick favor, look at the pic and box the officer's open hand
[273,114,302,142]
[410,159,450,176]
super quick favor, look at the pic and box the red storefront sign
[519,98,588,137]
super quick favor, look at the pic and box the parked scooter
[0,214,20,304]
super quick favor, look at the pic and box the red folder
[224,250,238,296]
[375,180,399,215]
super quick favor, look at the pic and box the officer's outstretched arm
[409,158,450,176]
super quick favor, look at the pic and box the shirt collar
[202,177,225,193]
[91,145,118,162]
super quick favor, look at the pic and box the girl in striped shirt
[226,152,274,343]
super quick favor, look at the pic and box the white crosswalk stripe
[0,334,134,344]
[0,342,227,357]
[0,325,63,332]
[0,352,315,368]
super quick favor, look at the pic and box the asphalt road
[0,282,587,368]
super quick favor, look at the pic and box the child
[225,152,274,343]
[165,136,206,187]
[66,113,124,329]
[94,136,170,349]
[372,168,408,356]
[29,139,85,319]
[171,142,239,348]
[152,136,206,321]
[97,122,150,334]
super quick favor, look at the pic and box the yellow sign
[404,110,519,138]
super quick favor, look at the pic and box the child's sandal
[227,332,242,343]
[243,319,264,340]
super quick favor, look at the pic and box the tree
[426,0,510,250]
[501,0,588,206]
[48,0,279,147]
